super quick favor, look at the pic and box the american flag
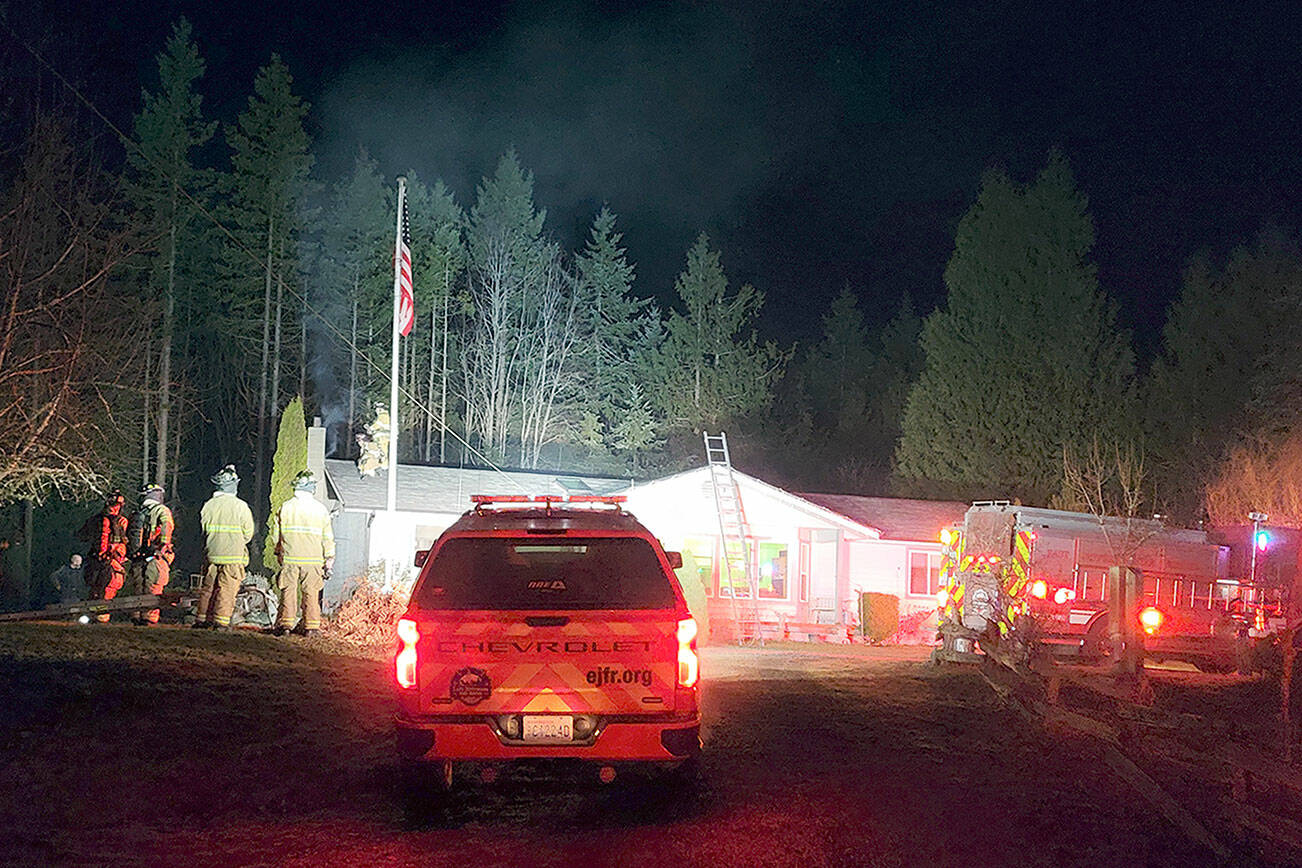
[396,191,414,337]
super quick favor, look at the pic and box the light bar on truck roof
[469,493,628,512]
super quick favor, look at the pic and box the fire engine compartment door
[964,512,1016,557]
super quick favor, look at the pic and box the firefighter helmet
[139,483,165,502]
[210,464,239,493]
[105,490,125,509]
[292,470,317,493]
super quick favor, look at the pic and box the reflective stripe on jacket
[200,492,254,565]
[275,492,335,565]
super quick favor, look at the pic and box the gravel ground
[0,624,1266,866]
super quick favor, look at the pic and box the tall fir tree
[262,395,308,568]
[1147,229,1302,518]
[575,207,650,440]
[225,55,314,522]
[128,17,215,490]
[402,172,465,464]
[863,295,924,475]
[652,233,786,434]
[316,148,390,453]
[894,153,1135,504]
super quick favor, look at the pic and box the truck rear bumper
[395,713,701,762]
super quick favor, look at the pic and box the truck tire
[400,759,452,825]
[1234,637,1255,675]
[1083,619,1112,664]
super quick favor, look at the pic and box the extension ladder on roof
[703,432,762,645]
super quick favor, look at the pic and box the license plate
[522,715,573,743]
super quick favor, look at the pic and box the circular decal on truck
[450,667,492,705]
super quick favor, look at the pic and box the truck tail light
[1139,606,1164,635]
[677,617,699,688]
[1030,580,1048,599]
[396,618,419,688]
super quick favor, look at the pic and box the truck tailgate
[416,610,679,715]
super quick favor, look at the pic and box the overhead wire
[0,14,530,493]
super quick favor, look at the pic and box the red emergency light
[470,493,628,511]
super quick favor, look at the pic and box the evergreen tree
[263,396,307,568]
[862,295,924,473]
[575,208,650,439]
[225,56,314,520]
[1147,230,1302,517]
[402,172,465,464]
[316,148,390,453]
[128,17,215,489]
[652,233,786,434]
[801,285,873,434]
[894,154,1135,503]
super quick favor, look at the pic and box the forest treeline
[3,18,1301,591]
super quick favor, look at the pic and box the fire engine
[936,502,1289,672]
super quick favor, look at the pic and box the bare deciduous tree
[1205,435,1302,530]
[1057,437,1158,567]
[0,120,149,504]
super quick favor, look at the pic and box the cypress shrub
[861,592,899,643]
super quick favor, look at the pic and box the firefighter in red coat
[87,492,129,623]
[127,484,174,625]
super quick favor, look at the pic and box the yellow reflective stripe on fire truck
[1008,529,1034,597]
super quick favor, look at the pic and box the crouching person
[273,470,334,637]
[196,465,255,630]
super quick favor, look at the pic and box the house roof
[798,493,969,542]
[323,459,634,514]
[622,465,881,540]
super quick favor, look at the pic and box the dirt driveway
[0,625,1251,866]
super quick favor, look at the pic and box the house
[618,470,968,639]
[315,421,967,640]
[798,494,969,614]
[321,458,632,604]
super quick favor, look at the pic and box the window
[715,539,753,598]
[415,537,676,610]
[681,536,716,598]
[757,542,788,599]
[908,551,942,596]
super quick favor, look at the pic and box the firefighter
[272,470,334,636]
[127,483,175,626]
[87,492,129,623]
[195,465,255,631]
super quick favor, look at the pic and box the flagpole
[388,176,406,521]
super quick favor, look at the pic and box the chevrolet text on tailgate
[394,494,701,796]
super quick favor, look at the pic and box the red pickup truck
[394,495,701,800]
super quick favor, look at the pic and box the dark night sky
[6,0,1300,355]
